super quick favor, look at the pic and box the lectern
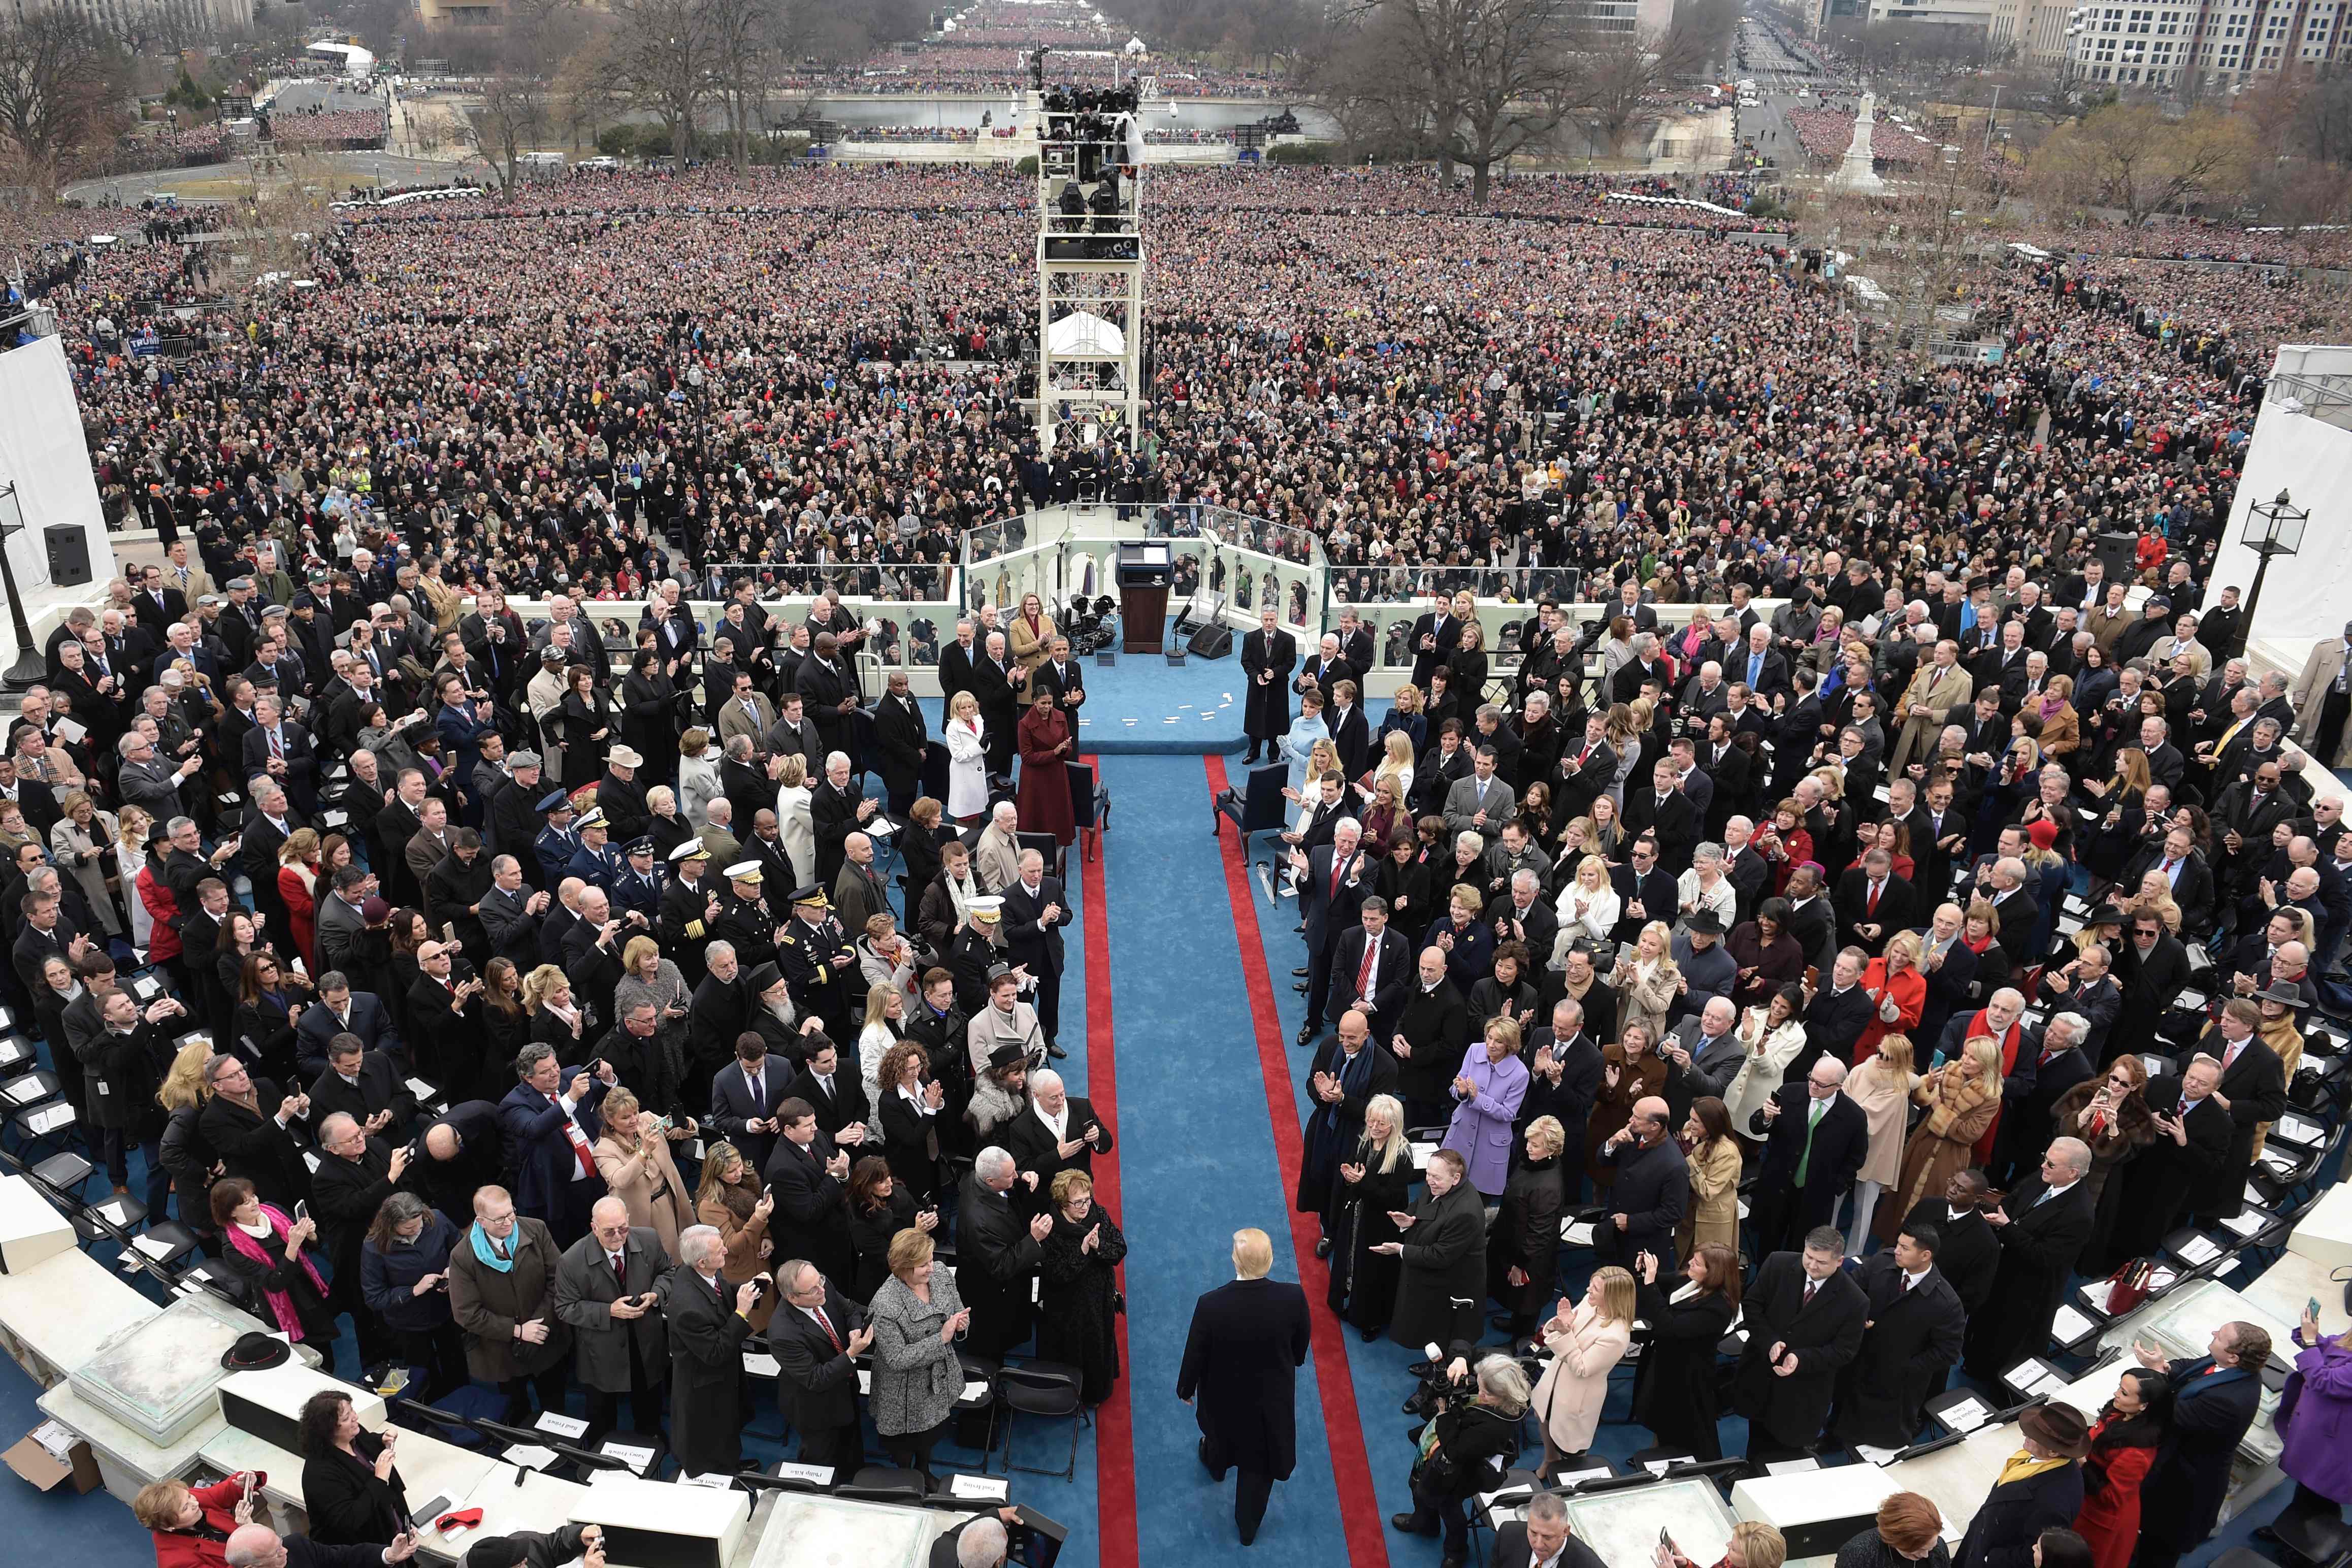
[1117,541,1172,654]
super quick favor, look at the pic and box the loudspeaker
[1188,624,1233,659]
[2096,530,2136,587]
[44,526,90,587]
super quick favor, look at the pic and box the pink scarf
[223,1203,329,1340]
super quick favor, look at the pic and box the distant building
[8,0,253,40]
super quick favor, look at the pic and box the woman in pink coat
[1442,1018,1531,1198]
[1528,1265,1636,1469]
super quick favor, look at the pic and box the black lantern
[2240,488,2307,636]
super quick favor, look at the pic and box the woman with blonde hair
[774,752,816,887]
[1612,920,1681,1043]
[858,982,907,1138]
[50,790,121,937]
[942,691,989,823]
[1367,729,1416,803]
[115,804,155,948]
[1279,688,1331,826]
[522,963,593,1056]
[1877,1035,2003,1245]
[1489,1115,1566,1336]
[155,1037,218,1238]
[1552,854,1621,954]
[1846,1033,1921,1252]
[1852,930,1926,1064]
[1329,1092,1413,1338]
[1528,1265,1636,1469]
[590,1087,692,1260]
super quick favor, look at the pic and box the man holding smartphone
[550,1197,669,1439]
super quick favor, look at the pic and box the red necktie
[813,1306,841,1351]
[1330,858,1344,898]
[612,1253,626,1290]
[1357,939,1378,1000]
[1866,882,1881,917]
[268,730,282,759]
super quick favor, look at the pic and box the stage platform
[920,645,1249,755]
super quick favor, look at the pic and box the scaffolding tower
[1030,62,1145,459]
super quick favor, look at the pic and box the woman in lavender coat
[2276,1304,2352,1538]
[1443,1018,1531,1197]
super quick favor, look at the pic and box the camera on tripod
[1060,594,1119,656]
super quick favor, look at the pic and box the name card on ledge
[2049,1306,2098,1345]
[601,1442,658,1473]
[742,1353,780,1378]
[772,1462,833,1486]
[949,1474,1008,1501]
[535,1412,589,1440]
[1939,1394,1991,1432]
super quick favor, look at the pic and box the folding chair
[996,1361,1086,1481]
[1064,760,1108,863]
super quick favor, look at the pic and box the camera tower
[1029,54,1145,458]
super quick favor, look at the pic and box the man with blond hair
[1178,1228,1312,1546]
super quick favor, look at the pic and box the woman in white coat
[1725,983,1810,1145]
[1551,854,1621,958]
[773,753,816,889]
[1527,1265,1636,1470]
[943,691,990,824]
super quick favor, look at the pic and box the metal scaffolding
[1030,67,1145,458]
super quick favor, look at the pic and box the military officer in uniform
[661,842,721,985]
[566,808,625,896]
[710,862,783,969]
[778,886,859,1042]
[612,838,665,924]
[534,791,581,887]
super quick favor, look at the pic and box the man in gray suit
[116,730,198,823]
[314,867,374,978]
[1662,996,1747,1123]
[549,1197,671,1438]
[1442,745,1517,853]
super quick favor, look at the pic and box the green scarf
[468,1222,515,1273]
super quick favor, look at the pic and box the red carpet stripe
[1077,757,1140,1568]
[1202,756,1392,1568]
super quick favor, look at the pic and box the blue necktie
[1748,652,1763,685]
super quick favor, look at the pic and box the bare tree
[0,13,130,191]
[552,26,624,154]
[2030,102,2257,223]
[605,0,723,171]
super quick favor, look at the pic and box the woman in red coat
[1014,687,1077,846]
[2073,1366,2171,1568]
[1851,932,1928,1064]
[135,1472,263,1568]
[276,828,320,974]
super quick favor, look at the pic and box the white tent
[1125,36,1147,53]
[1048,311,1124,356]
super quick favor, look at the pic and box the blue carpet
[919,648,1250,755]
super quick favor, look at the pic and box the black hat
[464,1540,528,1568]
[221,1330,291,1371]
[625,838,655,857]
[1683,909,1725,935]
[988,1043,1027,1071]
[747,961,783,992]
[2082,904,2127,928]
[536,789,571,813]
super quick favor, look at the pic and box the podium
[1117,541,1172,654]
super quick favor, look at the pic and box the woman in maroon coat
[1015,687,1077,846]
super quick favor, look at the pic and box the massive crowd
[36,158,2344,637]
[14,150,2352,1568]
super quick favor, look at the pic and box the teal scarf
[468,1222,515,1273]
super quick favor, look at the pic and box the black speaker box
[1188,624,1233,659]
[44,526,90,587]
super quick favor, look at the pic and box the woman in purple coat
[2274,1304,2352,1541]
[1443,1018,1531,1197]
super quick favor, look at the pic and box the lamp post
[0,482,46,691]
[2241,487,2308,639]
